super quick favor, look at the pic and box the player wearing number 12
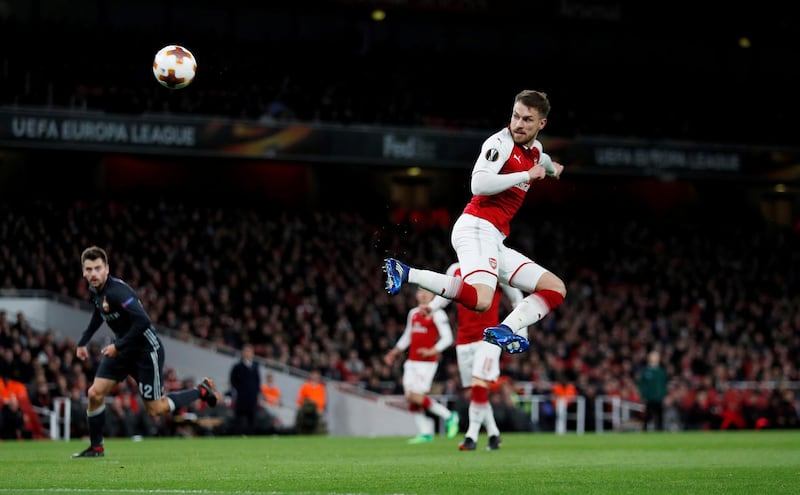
[72,246,218,458]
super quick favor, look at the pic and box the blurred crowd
[1,195,799,439]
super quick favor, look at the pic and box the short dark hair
[81,246,108,265]
[514,90,550,118]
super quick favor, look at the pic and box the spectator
[551,373,578,406]
[637,350,669,431]
[0,371,40,439]
[68,387,89,439]
[296,369,326,414]
[260,372,281,409]
[763,389,800,429]
[105,395,137,438]
[229,344,262,435]
[342,349,365,383]
[489,376,530,433]
[1,395,28,440]
[30,378,53,410]
[295,369,326,434]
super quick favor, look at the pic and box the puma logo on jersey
[512,154,521,163]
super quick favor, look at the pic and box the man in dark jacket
[229,344,261,435]
[638,350,669,431]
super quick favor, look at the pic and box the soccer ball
[152,45,197,89]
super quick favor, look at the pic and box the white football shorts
[402,360,439,394]
[451,213,547,291]
[456,340,502,387]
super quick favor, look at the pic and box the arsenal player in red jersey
[384,90,566,354]
[384,287,460,444]
[426,263,524,450]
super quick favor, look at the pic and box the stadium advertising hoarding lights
[0,107,791,179]
[9,114,197,147]
[593,145,741,173]
[0,107,476,165]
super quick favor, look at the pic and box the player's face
[242,345,254,361]
[416,288,435,305]
[509,102,546,146]
[82,258,109,289]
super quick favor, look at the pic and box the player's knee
[555,278,567,297]
[538,273,567,298]
[143,400,166,417]
[87,386,105,404]
[473,293,495,312]
[472,285,496,312]
[472,377,490,388]
[473,300,491,312]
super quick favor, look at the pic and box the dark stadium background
[1,0,796,191]
[1,1,796,208]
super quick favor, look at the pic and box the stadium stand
[0,1,798,435]
[1,194,798,433]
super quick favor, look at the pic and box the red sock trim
[471,385,489,404]
[456,282,478,310]
[408,403,420,413]
[536,289,564,310]
[421,396,432,409]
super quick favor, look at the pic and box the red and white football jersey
[462,127,540,236]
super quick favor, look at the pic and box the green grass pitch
[1,431,798,494]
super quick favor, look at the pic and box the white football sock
[483,404,500,437]
[408,269,462,299]
[426,398,453,420]
[415,412,434,436]
[502,294,549,332]
[466,401,488,440]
